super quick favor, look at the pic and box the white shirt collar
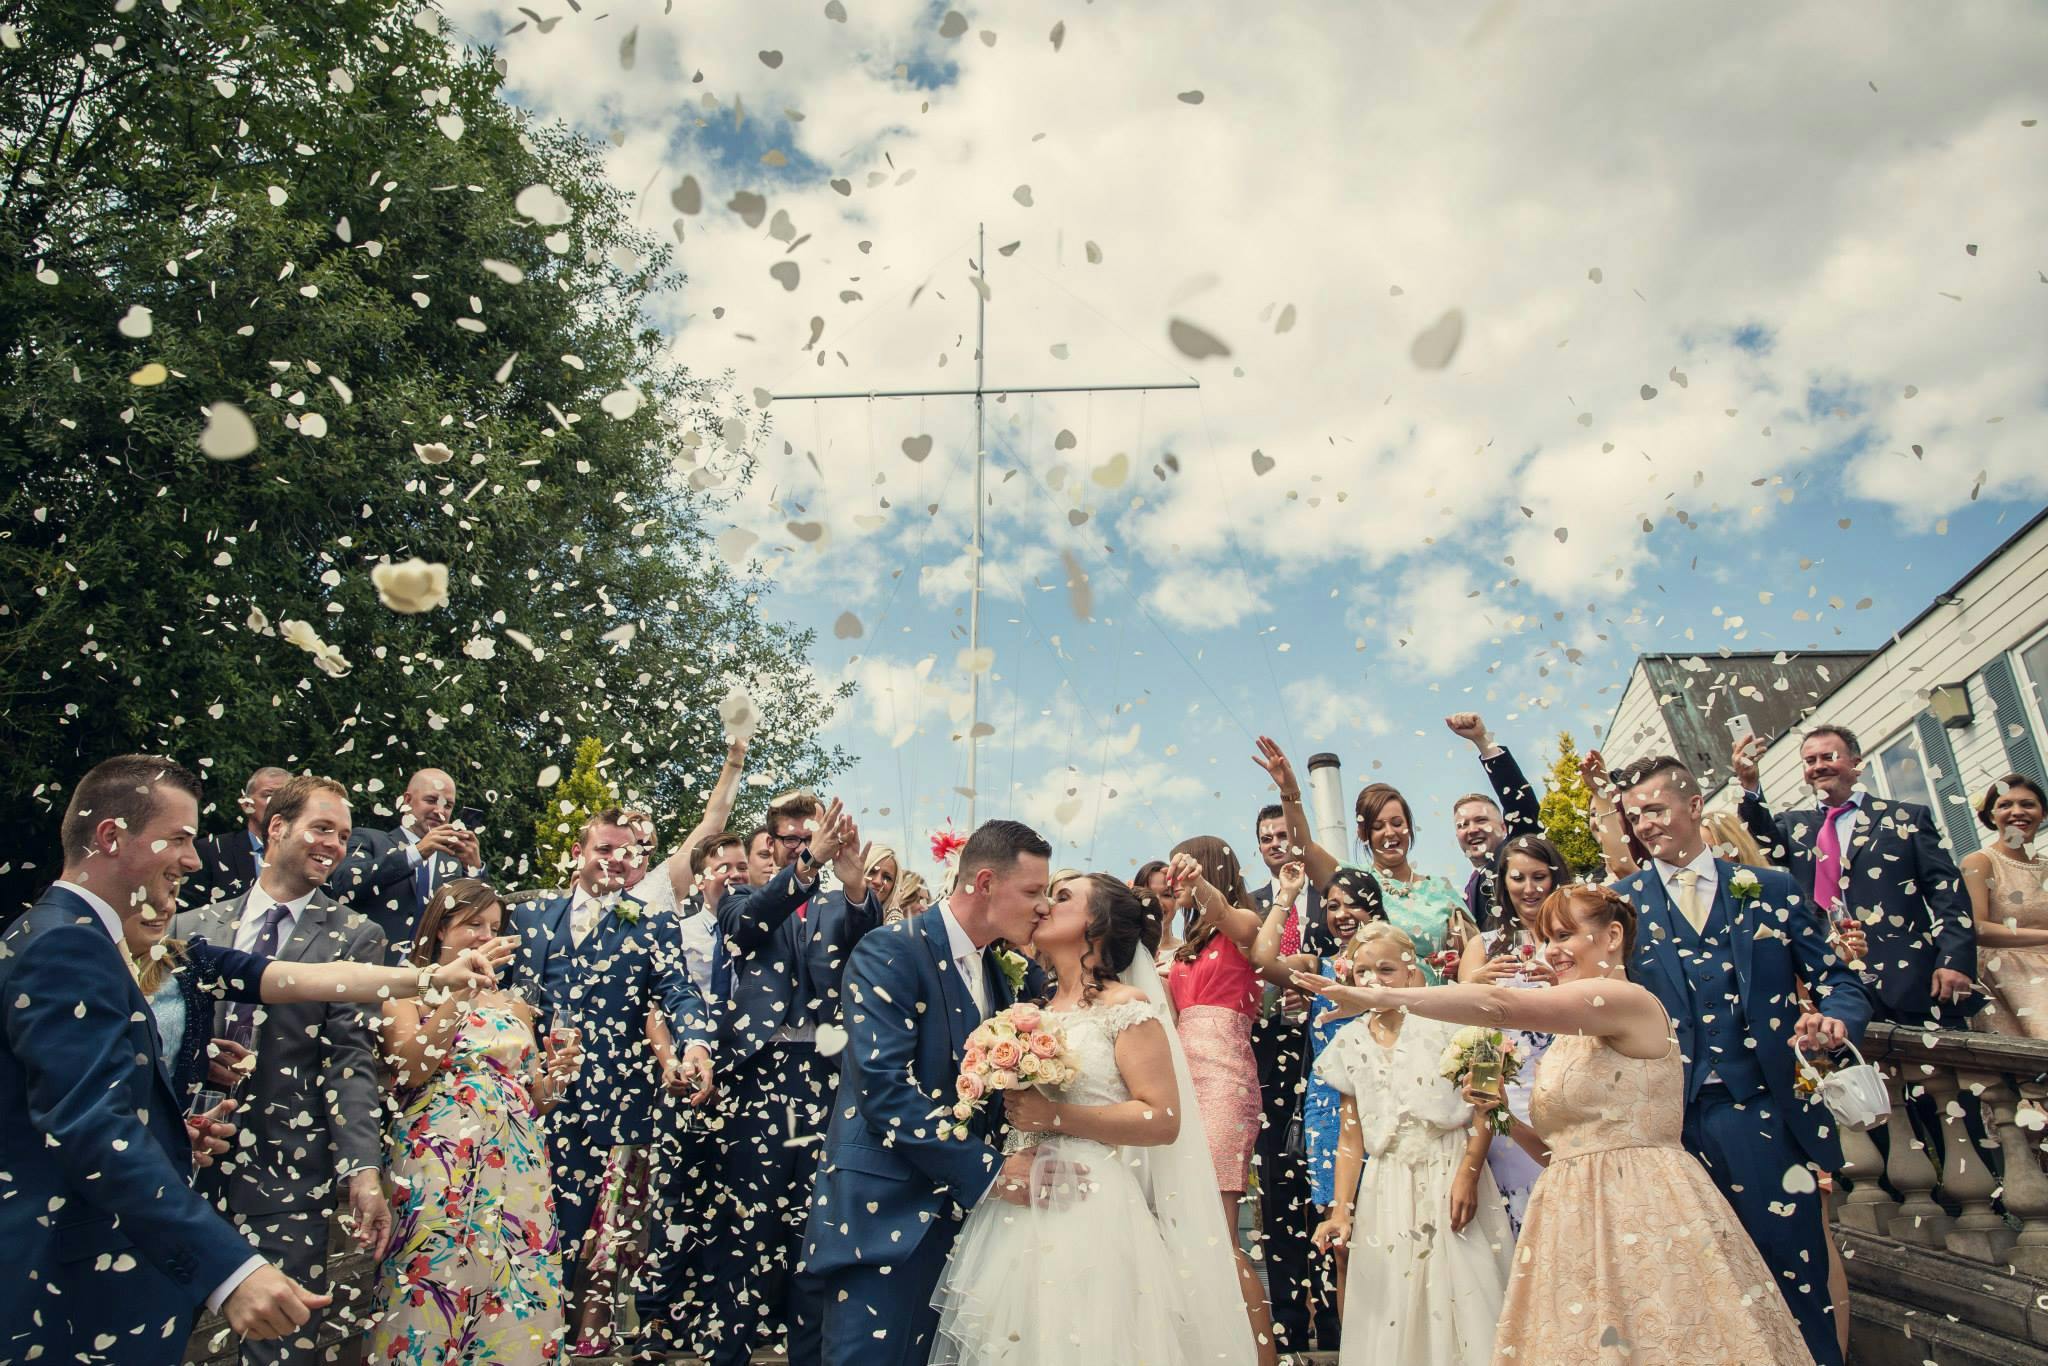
[1654,847,1720,890]
[570,884,617,915]
[937,898,981,964]
[242,879,317,937]
[55,879,125,945]
[397,822,421,848]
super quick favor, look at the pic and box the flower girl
[1310,923,1511,1366]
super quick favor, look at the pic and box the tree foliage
[1538,731,1605,876]
[0,0,845,906]
[534,736,615,884]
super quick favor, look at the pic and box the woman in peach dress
[1296,883,1812,1366]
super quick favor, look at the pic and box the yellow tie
[1674,868,1708,934]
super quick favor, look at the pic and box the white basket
[1795,1038,1890,1132]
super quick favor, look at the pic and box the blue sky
[443,0,2048,887]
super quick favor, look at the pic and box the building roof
[1629,650,1874,789]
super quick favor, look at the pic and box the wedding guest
[1160,839,1283,1366]
[1703,810,1768,867]
[1253,738,1480,983]
[182,765,289,909]
[1310,921,1511,1365]
[620,735,750,918]
[864,843,902,908]
[742,824,777,888]
[1455,833,1569,1232]
[1445,713,1544,931]
[173,774,396,1365]
[334,766,482,960]
[3,756,330,1361]
[1734,725,1977,1024]
[1298,885,1820,1364]
[887,867,931,923]
[1618,754,1868,1365]
[1962,773,2048,1037]
[1135,857,1172,905]
[1578,746,1643,879]
[366,880,584,1364]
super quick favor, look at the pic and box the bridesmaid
[1964,773,2048,1038]
[365,880,584,1365]
[1296,884,1815,1365]
[1161,838,1285,1366]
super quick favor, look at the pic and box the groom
[1615,755,1870,1366]
[802,819,1055,1366]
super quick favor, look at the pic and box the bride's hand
[1290,970,1384,1020]
[1004,1087,1059,1133]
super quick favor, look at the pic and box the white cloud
[1279,676,1393,746]
[1144,564,1258,631]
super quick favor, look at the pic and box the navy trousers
[816,1218,958,1366]
[1683,1084,1843,1366]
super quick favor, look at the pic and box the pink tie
[1278,904,1301,958]
[1813,804,1853,913]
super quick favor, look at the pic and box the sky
[438,0,2048,888]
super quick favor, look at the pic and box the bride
[931,872,1258,1365]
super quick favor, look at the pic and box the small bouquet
[1423,946,1463,980]
[1439,1026,1523,1135]
[940,1003,1078,1140]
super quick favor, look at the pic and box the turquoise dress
[1345,867,1471,984]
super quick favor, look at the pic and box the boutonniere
[992,946,1028,995]
[1728,869,1763,906]
[612,895,644,925]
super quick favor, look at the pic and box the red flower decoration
[930,824,968,865]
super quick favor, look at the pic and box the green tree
[1539,731,1605,876]
[534,736,616,883]
[0,0,845,906]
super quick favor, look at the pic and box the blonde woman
[886,868,931,924]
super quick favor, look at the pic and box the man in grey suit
[332,766,480,961]
[173,774,393,1365]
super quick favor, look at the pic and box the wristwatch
[415,965,437,998]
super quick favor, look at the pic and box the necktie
[226,902,293,1047]
[1464,868,1485,919]
[1813,804,1853,914]
[958,951,988,1018]
[415,854,434,910]
[571,895,607,948]
[1277,901,1302,958]
[1673,869,1708,934]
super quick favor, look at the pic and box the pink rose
[1027,1031,1060,1059]
[961,1046,987,1073]
[989,1039,1023,1070]
[1007,1005,1042,1033]
[989,1069,1019,1090]
[956,1072,986,1101]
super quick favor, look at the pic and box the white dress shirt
[52,881,269,1313]
[569,885,616,948]
[938,898,990,1018]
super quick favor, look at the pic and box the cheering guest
[1963,774,2048,1037]
[1309,921,1511,1365]
[1134,857,1173,908]
[1617,754,1868,1365]
[742,824,777,888]
[3,756,330,1362]
[367,880,584,1364]
[622,735,751,918]
[1445,713,1544,931]
[335,767,482,960]
[887,866,932,923]
[1298,884,1820,1365]
[182,765,289,909]
[864,843,902,909]
[1160,840,1283,1366]
[1578,746,1643,879]
[1734,725,1977,1023]
[174,774,397,1365]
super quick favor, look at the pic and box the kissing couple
[801,819,1258,1365]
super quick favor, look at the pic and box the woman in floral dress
[366,880,582,1364]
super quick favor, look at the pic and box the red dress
[1164,936,1263,1192]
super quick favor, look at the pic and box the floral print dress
[366,1000,566,1364]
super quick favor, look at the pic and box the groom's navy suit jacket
[804,905,1030,1277]
[1619,860,1870,1172]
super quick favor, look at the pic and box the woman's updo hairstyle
[1079,873,1152,1003]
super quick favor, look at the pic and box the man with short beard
[175,774,392,1366]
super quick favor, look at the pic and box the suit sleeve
[321,918,390,1177]
[715,862,812,956]
[333,831,413,911]
[841,935,1001,1203]
[1737,790,1797,871]
[1778,871,1872,1044]
[1481,747,1544,840]
[1906,804,1977,978]
[187,939,270,1004]
[4,926,254,1298]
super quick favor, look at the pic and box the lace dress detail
[999,1000,1164,1156]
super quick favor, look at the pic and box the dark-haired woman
[930,873,1257,1365]
[365,880,583,1365]
[1963,773,2048,1038]
[1296,885,1815,1364]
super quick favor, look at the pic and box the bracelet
[414,965,436,998]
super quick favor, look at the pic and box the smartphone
[456,805,485,831]
[1726,713,1756,747]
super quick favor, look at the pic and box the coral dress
[1490,1027,1813,1365]
[365,1000,566,1364]
[1163,937,1263,1192]
[1976,848,2048,1039]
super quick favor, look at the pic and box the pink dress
[1164,936,1263,1192]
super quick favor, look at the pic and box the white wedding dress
[931,959,1257,1366]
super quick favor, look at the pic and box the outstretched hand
[1251,736,1300,800]
[1291,969,1386,1020]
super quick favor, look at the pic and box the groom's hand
[992,1148,1039,1206]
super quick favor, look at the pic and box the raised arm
[1251,863,1319,985]
[1173,852,1263,957]
[1252,736,1343,890]
[251,937,507,1003]
[1580,747,1640,879]
[655,736,750,903]
[1447,713,1541,838]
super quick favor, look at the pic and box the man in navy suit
[803,819,1055,1366]
[697,792,882,1366]
[1616,754,1870,1366]
[1446,711,1545,931]
[2,755,327,1362]
[1734,723,1979,1023]
[332,766,480,960]
[180,765,288,911]
[510,809,713,1347]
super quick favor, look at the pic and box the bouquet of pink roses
[940,1003,1079,1141]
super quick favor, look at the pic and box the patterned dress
[366,1000,566,1364]
[1377,872,1470,983]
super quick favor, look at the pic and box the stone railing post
[1929,1068,2010,1262]
[1990,1077,2048,1278]
[1834,1114,1895,1235]
[1880,1063,1952,1246]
